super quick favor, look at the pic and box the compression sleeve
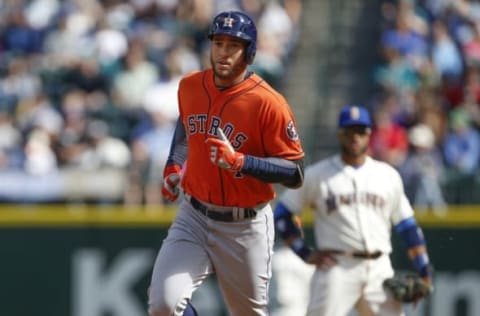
[165,118,188,167]
[395,217,432,278]
[241,156,304,188]
[394,217,425,248]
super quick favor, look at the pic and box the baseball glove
[383,274,432,303]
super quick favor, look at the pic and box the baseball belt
[186,195,257,222]
[323,249,383,260]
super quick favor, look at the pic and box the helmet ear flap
[245,42,256,64]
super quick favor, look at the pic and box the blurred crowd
[368,0,480,211]
[3,0,480,210]
[0,0,302,206]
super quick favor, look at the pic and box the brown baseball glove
[383,274,433,303]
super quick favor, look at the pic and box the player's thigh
[212,205,274,316]
[356,256,404,316]
[355,297,404,316]
[148,205,212,315]
[307,259,365,316]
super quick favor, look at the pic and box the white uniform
[279,154,414,316]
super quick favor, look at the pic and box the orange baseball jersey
[178,68,304,207]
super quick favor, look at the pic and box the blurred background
[0,0,479,315]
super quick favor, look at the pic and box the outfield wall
[0,205,479,316]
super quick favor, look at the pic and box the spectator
[82,119,131,170]
[123,44,186,206]
[0,0,301,204]
[443,107,480,174]
[374,45,420,94]
[431,19,464,80]
[1,8,44,55]
[111,40,159,113]
[380,4,429,70]
[15,93,64,139]
[0,107,23,170]
[24,127,58,176]
[414,88,448,145]
[373,0,480,205]
[125,108,175,206]
[369,98,409,168]
[399,123,447,214]
[0,57,41,102]
[442,105,480,204]
[463,65,480,127]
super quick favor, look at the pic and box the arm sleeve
[165,118,188,167]
[241,156,304,188]
[395,217,432,278]
[394,217,425,248]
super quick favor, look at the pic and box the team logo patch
[350,106,360,119]
[286,120,299,141]
[223,17,235,28]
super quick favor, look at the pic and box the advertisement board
[0,206,479,316]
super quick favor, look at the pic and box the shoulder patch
[286,120,299,141]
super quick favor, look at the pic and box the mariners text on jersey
[326,191,387,213]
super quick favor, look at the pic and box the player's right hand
[206,138,245,171]
[162,164,182,202]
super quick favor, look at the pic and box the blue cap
[338,105,372,128]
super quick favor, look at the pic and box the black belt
[325,249,383,260]
[350,251,382,259]
[188,196,257,222]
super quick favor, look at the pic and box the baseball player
[148,11,305,316]
[273,105,433,316]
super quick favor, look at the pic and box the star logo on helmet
[223,17,235,28]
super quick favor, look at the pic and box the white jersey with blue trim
[279,154,414,254]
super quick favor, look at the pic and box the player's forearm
[166,118,187,167]
[407,245,432,279]
[240,156,304,188]
[395,217,432,278]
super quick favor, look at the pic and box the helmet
[208,11,257,64]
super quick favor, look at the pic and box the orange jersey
[178,69,304,207]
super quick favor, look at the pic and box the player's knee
[148,297,176,316]
[148,299,196,316]
[148,285,179,316]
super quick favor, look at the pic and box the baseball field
[0,205,479,316]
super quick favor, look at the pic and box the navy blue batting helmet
[208,11,257,64]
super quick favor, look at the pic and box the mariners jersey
[178,69,304,207]
[280,155,414,254]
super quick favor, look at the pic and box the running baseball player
[148,11,305,316]
[273,105,433,316]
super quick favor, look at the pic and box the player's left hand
[383,274,433,304]
[206,137,245,172]
[161,164,182,202]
